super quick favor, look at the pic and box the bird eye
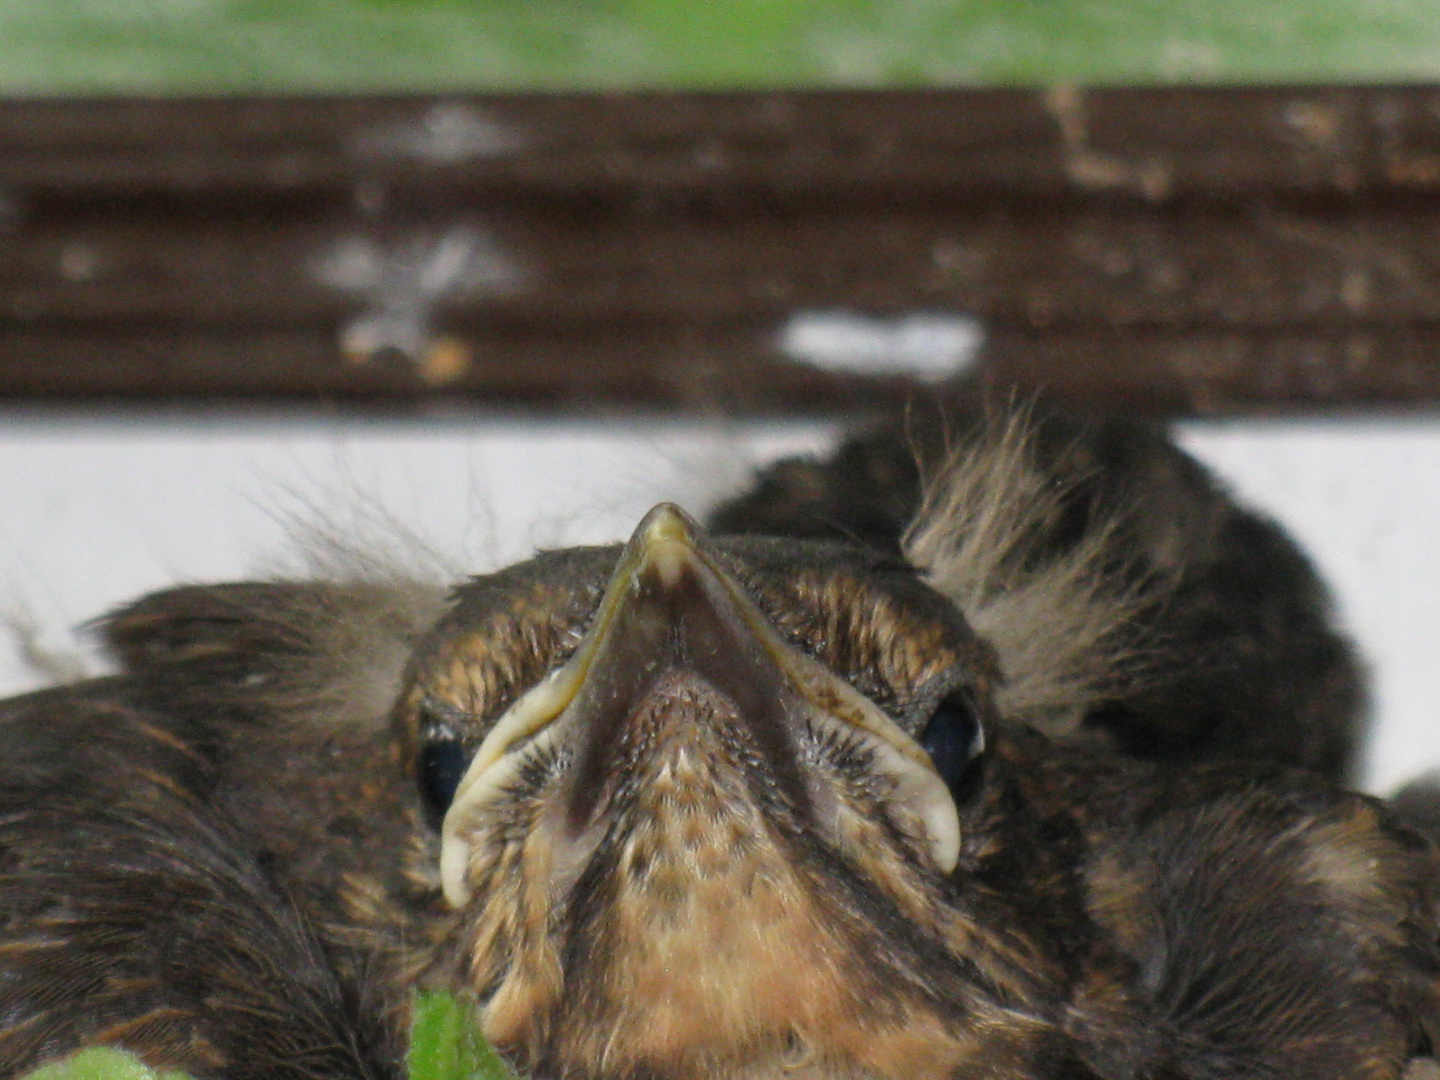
[417,704,472,827]
[419,732,468,826]
[918,691,984,792]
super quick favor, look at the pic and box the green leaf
[409,991,518,1080]
[18,994,513,1080]
[19,1048,189,1080]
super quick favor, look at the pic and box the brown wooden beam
[4,88,1440,414]
[4,320,1439,416]
[5,87,1440,199]
[4,206,1440,324]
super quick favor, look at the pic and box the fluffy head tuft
[901,411,1169,736]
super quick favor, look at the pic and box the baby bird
[0,407,1434,1080]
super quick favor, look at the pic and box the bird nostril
[781,1028,814,1070]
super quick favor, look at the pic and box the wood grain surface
[5,87,1440,413]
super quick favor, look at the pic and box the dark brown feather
[0,689,405,1080]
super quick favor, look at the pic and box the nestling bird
[0,406,1436,1080]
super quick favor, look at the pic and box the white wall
[0,411,1433,796]
[0,411,838,687]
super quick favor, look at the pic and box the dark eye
[918,691,984,792]
[418,711,471,827]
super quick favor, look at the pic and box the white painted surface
[0,411,1434,796]
[0,412,836,694]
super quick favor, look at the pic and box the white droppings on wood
[312,225,525,374]
[352,103,528,164]
[778,311,983,382]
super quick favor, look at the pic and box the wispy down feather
[902,412,1170,736]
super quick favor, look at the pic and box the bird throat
[562,673,853,1069]
[469,672,980,1080]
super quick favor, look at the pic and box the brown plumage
[0,406,1435,1080]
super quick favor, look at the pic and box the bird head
[391,505,1062,1080]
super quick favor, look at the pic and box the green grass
[3,0,1440,94]
[20,993,517,1080]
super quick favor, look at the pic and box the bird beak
[439,503,962,907]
